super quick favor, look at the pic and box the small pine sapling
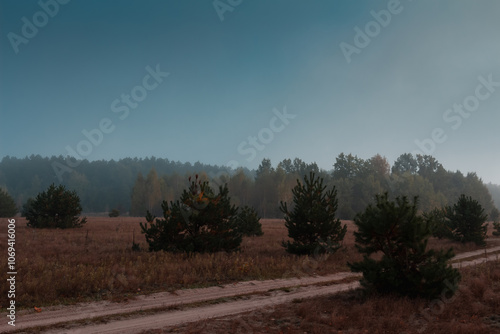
[349,193,460,299]
[445,194,488,245]
[281,172,346,255]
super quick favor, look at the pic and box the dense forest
[0,153,498,219]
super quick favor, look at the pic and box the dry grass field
[159,260,500,334]
[0,217,498,312]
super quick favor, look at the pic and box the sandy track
[1,272,359,333]
[48,281,362,334]
[2,246,500,334]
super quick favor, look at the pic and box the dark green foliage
[26,184,87,228]
[349,193,460,299]
[423,207,451,239]
[109,208,120,217]
[140,175,242,253]
[490,207,499,223]
[237,205,263,236]
[281,172,347,255]
[493,222,500,237]
[21,197,35,217]
[391,153,418,175]
[0,188,18,217]
[445,194,488,245]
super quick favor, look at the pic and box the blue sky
[1,0,499,183]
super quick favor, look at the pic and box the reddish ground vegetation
[149,260,500,334]
[0,217,497,311]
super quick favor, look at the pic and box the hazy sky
[1,0,499,183]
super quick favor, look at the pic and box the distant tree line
[0,153,498,219]
[0,155,245,214]
[331,153,497,219]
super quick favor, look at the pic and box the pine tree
[349,193,460,299]
[26,184,87,228]
[445,194,488,245]
[493,223,500,237]
[21,197,35,217]
[0,188,18,217]
[492,208,500,236]
[281,172,346,255]
[491,207,500,224]
[237,205,263,236]
[140,175,242,253]
[423,207,451,239]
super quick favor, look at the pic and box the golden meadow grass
[0,217,497,309]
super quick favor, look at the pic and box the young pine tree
[237,205,263,237]
[349,193,460,299]
[445,194,488,245]
[281,172,346,255]
[492,208,500,236]
[26,184,86,228]
[0,188,18,217]
[423,207,451,239]
[140,175,242,253]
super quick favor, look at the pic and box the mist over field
[1,0,500,185]
[1,154,499,219]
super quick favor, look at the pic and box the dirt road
[2,246,500,334]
